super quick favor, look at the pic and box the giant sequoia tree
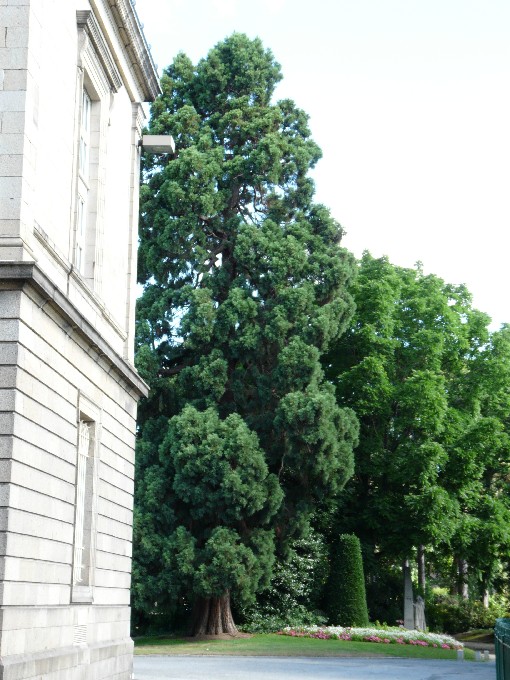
[133,34,358,635]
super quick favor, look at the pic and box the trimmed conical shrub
[325,534,369,626]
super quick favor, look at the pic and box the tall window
[79,89,91,176]
[73,420,91,585]
[76,89,91,275]
[71,398,100,604]
[76,9,122,293]
[75,196,86,274]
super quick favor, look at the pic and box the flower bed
[278,625,463,650]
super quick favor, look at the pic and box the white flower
[280,624,462,648]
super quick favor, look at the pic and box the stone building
[0,0,161,677]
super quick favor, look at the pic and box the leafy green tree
[444,325,510,601]
[134,34,358,635]
[324,253,490,611]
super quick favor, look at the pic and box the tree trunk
[403,559,414,630]
[417,545,426,594]
[191,591,239,637]
[481,573,490,608]
[457,558,469,600]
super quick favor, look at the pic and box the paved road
[134,655,495,679]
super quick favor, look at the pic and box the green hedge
[325,534,369,626]
[427,593,508,634]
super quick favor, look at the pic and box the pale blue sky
[135,0,510,328]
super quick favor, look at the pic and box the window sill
[71,585,94,604]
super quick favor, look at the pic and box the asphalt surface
[134,655,496,679]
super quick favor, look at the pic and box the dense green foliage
[444,325,510,595]
[426,593,508,634]
[324,252,510,624]
[325,534,369,626]
[133,407,282,619]
[133,33,358,634]
[325,254,485,560]
[238,527,328,632]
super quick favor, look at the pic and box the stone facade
[0,1,160,678]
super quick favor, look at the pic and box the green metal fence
[496,618,510,680]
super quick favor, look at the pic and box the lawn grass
[134,633,476,661]
[455,628,494,643]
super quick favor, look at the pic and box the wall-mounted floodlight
[140,135,175,154]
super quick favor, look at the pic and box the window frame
[71,393,101,605]
[74,10,121,291]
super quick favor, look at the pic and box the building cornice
[107,0,161,102]
[0,262,149,398]
[77,10,123,92]
[33,224,129,343]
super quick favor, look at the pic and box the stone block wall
[0,269,144,678]
[0,0,160,677]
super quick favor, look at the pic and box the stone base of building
[0,605,133,680]
[0,638,133,680]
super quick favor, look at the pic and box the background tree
[323,253,493,619]
[134,33,358,635]
[443,325,510,603]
